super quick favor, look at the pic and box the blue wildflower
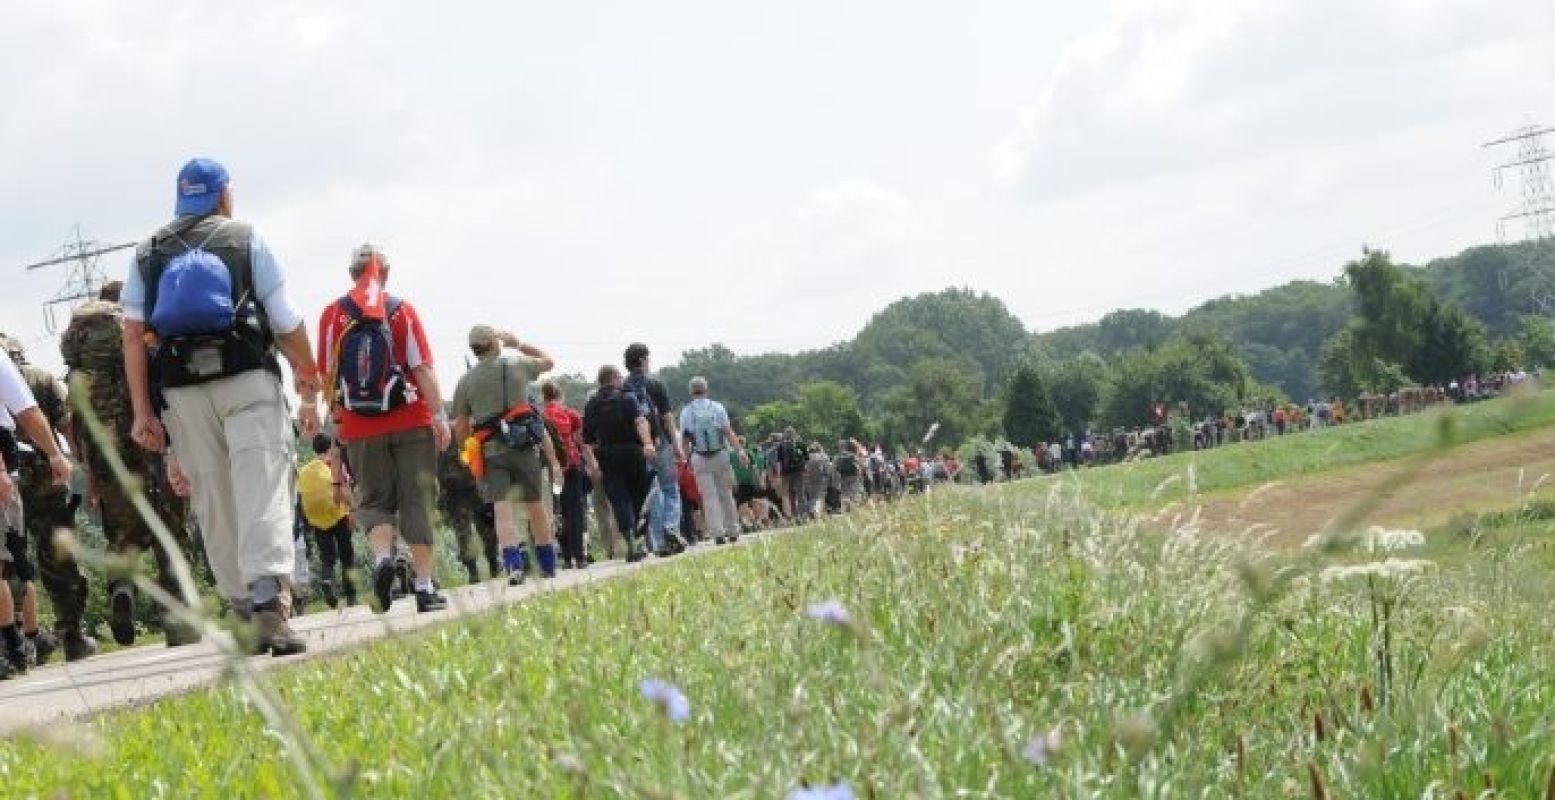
[1023,728,1063,767]
[805,600,852,626]
[788,782,854,800]
[638,679,691,723]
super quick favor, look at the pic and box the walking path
[0,535,771,735]
[1161,425,1555,546]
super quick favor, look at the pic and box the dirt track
[1158,426,1555,546]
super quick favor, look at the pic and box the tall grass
[5,461,1555,797]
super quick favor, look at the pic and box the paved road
[0,536,765,736]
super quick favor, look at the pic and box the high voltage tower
[1485,123,1555,242]
[20,228,135,333]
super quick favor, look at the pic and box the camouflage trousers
[441,489,497,578]
[16,458,88,632]
[78,427,199,596]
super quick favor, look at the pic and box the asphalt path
[0,534,771,736]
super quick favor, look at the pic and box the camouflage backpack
[61,300,125,372]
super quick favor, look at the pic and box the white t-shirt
[0,354,38,430]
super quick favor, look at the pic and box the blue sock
[536,544,557,576]
[502,546,525,574]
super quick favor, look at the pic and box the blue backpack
[141,219,278,388]
[330,296,408,416]
[149,222,240,338]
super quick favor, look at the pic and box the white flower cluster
[1303,526,1426,553]
[1318,558,1436,584]
[1360,526,1426,552]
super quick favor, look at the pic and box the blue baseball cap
[174,158,230,216]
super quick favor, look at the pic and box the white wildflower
[1318,558,1436,584]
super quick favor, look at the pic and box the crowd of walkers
[0,158,1544,680]
[0,158,932,678]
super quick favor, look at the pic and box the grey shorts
[345,426,437,546]
[479,445,544,504]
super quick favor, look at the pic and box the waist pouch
[0,428,17,473]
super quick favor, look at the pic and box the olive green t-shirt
[452,352,543,427]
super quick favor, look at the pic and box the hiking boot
[714,536,726,545]
[415,591,449,613]
[30,630,58,666]
[666,532,688,554]
[252,602,306,657]
[371,561,395,614]
[108,582,137,647]
[4,642,28,677]
[62,631,98,662]
[626,549,647,563]
[507,568,526,587]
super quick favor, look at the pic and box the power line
[1485,123,1555,242]
[18,227,135,333]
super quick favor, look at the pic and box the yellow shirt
[298,459,348,530]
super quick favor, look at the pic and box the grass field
[5,392,1555,798]
[1066,386,1555,509]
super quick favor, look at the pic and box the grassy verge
[4,476,1555,797]
[1049,388,1555,509]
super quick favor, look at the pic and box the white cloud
[995,0,1555,202]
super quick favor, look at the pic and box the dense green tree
[1095,308,1175,353]
[1048,354,1107,435]
[1001,363,1061,446]
[853,288,1030,394]
[1097,334,1254,428]
[1519,316,1555,368]
[793,381,869,447]
[1491,338,1526,373]
[1406,302,1489,385]
[879,358,993,451]
[742,400,804,441]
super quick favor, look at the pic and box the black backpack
[330,296,408,416]
[835,451,859,477]
[623,373,662,440]
[779,441,806,474]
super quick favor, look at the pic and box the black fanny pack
[0,427,18,473]
[153,315,279,389]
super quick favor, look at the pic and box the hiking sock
[501,546,525,575]
[413,578,435,595]
[251,577,282,608]
[536,543,558,577]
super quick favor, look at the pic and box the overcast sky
[3,0,1553,380]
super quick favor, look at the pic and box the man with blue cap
[118,158,324,656]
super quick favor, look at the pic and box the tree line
[550,240,1555,453]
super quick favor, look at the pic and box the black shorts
[4,527,34,583]
[735,483,757,505]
